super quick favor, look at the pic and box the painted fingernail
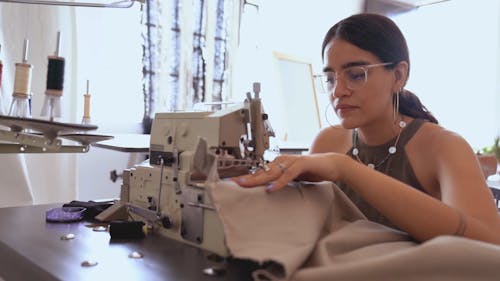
[266,184,274,192]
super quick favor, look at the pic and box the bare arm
[233,130,500,244]
[295,125,350,182]
[339,153,500,244]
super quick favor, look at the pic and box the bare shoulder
[412,122,500,227]
[412,122,473,154]
[409,121,478,176]
[310,125,351,154]
[407,121,482,197]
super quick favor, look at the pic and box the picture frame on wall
[272,51,322,145]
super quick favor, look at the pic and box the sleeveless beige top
[336,119,426,228]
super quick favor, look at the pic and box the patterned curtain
[141,0,159,133]
[192,0,207,105]
[211,0,230,109]
[141,0,239,133]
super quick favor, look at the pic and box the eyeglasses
[317,62,394,93]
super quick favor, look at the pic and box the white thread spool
[8,39,32,118]
[13,63,33,98]
[83,93,91,119]
[82,80,91,124]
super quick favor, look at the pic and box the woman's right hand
[232,153,351,192]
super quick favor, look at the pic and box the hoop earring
[324,101,336,127]
[393,89,401,124]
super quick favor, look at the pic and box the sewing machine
[120,83,274,257]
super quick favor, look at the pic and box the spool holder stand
[8,96,31,118]
[40,95,62,120]
[0,115,110,153]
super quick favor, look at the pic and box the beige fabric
[208,177,500,281]
[210,180,334,278]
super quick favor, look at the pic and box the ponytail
[399,89,438,124]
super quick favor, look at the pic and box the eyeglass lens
[322,66,368,93]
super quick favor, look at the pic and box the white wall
[0,4,78,206]
[72,5,144,201]
[2,0,500,204]
[394,0,500,150]
[233,0,363,145]
[76,1,366,200]
[0,3,144,205]
[0,1,372,204]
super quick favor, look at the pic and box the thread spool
[9,63,32,117]
[83,93,91,118]
[41,32,64,120]
[45,56,65,97]
[14,39,32,97]
[8,39,32,118]
[13,63,33,98]
[82,80,91,124]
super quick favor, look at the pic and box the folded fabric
[294,230,500,281]
[209,179,334,279]
[45,206,86,222]
[208,176,500,281]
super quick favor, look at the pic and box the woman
[233,13,500,244]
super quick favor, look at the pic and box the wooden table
[0,204,256,281]
[92,134,150,153]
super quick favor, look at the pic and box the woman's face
[323,38,396,129]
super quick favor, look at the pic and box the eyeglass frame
[318,62,395,93]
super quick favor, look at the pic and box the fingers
[265,163,293,192]
[232,159,297,192]
[233,162,282,187]
[230,163,268,183]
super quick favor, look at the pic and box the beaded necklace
[352,120,407,169]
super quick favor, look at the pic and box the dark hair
[321,13,438,124]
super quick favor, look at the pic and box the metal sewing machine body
[121,83,274,256]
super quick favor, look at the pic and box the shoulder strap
[398,119,426,145]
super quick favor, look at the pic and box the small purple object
[46,207,87,222]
